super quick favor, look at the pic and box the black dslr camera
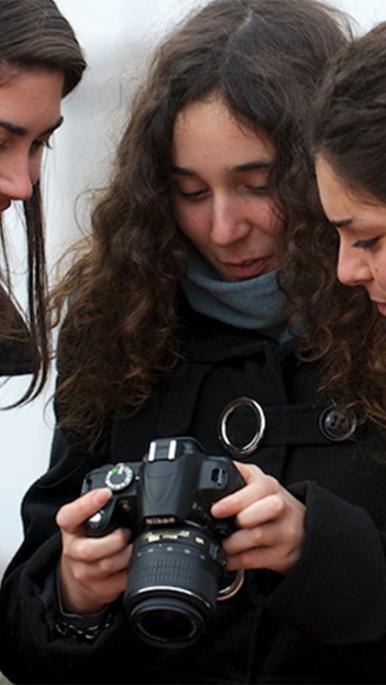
[82,437,245,648]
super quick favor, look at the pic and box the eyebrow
[0,115,64,138]
[172,160,273,175]
[331,218,352,228]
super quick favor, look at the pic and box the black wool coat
[0,288,34,376]
[2,303,386,684]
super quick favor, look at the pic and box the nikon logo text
[145,516,176,525]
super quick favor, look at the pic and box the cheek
[173,199,209,245]
[373,255,386,290]
[252,198,283,236]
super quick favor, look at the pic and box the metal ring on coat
[218,396,266,456]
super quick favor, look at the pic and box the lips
[220,256,271,280]
[228,258,260,267]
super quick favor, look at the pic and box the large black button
[319,407,357,442]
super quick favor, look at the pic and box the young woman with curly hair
[3,1,386,684]
[0,0,85,402]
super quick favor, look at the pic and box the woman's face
[171,96,283,281]
[0,66,64,212]
[316,154,386,317]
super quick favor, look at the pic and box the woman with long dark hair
[0,0,85,401]
[4,1,386,683]
[302,22,386,436]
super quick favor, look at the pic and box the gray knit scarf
[181,248,292,342]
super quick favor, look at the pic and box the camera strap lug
[217,569,245,601]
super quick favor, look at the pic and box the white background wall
[1,0,386,577]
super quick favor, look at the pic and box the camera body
[82,436,245,647]
[82,436,243,539]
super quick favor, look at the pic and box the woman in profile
[297,20,386,441]
[0,0,85,399]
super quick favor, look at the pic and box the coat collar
[179,296,296,364]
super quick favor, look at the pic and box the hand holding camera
[56,437,305,646]
[79,437,245,647]
[56,487,133,615]
[211,461,306,575]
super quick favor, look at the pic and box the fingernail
[211,501,224,517]
[93,488,112,505]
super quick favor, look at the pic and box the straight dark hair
[0,0,86,404]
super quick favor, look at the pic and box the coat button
[319,407,357,441]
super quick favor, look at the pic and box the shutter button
[319,407,357,441]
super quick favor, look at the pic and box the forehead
[172,96,275,165]
[0,64,63,93]
[315,155,386,226]
[0,66,64,132]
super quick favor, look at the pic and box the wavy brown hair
[0,0,86,404]
[53,0,352,442]
[284,22,386,432]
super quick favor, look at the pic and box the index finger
[56,488,112,533]
[233,461,264,483]
[211,463,276,518]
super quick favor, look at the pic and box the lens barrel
[124,525,225,648]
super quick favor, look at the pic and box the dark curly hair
[52,0,352,442]
[286,22,386,432]
[0,0,86,404]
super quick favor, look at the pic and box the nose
[210,196,251,247]
[337,240,372,287]
[0,155,35,203]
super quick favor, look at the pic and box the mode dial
[105,463,134,491]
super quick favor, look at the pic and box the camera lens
[131,598,204,645]
[124,526,225,648]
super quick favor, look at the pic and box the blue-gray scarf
[181,249,292,342]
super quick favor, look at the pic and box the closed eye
[175,186,209,200]
[353,237,380,250]
[245,184,268,194]
[31,137,53,153]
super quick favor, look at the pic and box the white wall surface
[1,0,386,577]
